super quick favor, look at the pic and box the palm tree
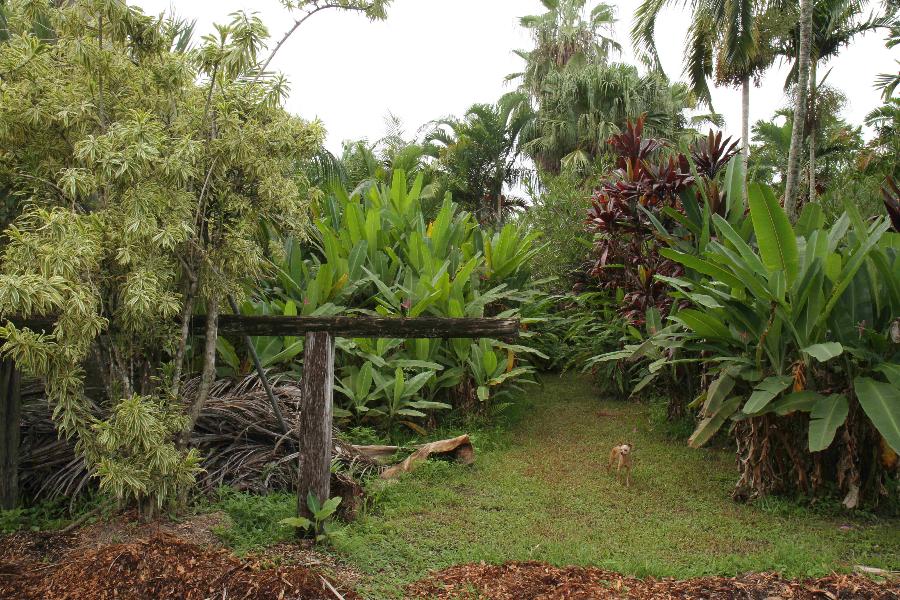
[519,64,695,174]
[633,0,776,200]
[512,0,621,97]
[875,23,899,100]
[424,96,534,225]
[511,1,694,175]
[776,0,895,205]
[784,0,815,220]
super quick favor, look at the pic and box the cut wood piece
[381,435,475,479]
[854,565,899,579]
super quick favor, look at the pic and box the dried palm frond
[17,374,381,502]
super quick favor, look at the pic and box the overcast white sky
[134,0,897,152]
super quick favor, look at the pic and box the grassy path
[335,374,899,598]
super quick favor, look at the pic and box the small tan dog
[607,443,633,487]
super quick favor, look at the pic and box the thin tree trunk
[251,4,371,86]
[741,75,750,205]
[178,297,219,449]
[0,359,21,510]
[784,0,814,221]
[808,61,817,205]
[170,277,198,401]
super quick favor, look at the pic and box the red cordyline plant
[585,115,739,323]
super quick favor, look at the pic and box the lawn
[324,374,899,598]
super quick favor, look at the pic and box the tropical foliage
[598,182,899,506]
[0,0,896,522]
[218,170,544,433]
[0,0,383,510]
[510,1,696,175]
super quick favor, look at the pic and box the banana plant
[641,183,898,454]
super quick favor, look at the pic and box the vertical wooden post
[0,359,21,510]
[298,331,334,522]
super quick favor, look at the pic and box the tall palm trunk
[784,0,814,221]
[808,61,817,205]
[741,75,750,204]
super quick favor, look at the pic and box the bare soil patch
[407,561,899,599]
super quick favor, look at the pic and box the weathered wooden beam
[208,315,519,339]
[0,359,21,510]
[6,315,520,340]
[297,331,334,526]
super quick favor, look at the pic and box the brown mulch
[0,533,358,600]
[407,561,900,600]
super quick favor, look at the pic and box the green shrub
[221,170,547,437]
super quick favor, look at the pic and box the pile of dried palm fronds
[18,374,381,502]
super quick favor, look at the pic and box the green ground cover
[216,374,899,599]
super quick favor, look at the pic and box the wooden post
[298,331,334,522]
[0,359,21,510]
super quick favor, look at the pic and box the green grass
[210,487,297,555]
[211,374,899,598]
[334,374,900,598]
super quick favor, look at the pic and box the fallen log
[380,435,475,479]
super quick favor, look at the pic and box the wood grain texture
[207,315,519,339]
[6,315,520,340]
[298,331,335,523]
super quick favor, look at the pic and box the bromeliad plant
[618,182,898,506]
[235,170,545,435]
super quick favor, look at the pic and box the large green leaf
[874,364,900,388]
[854,377,900,453]
[820,219,891,324]
[770,391,823,416]
[712,215,764,273]
[808,394,849,452]
[743,375,793,414]
[723,154,746,223]
[701,372,736,417]
[801,342,844,363]
[660,249,746,291]
[689,396,742,448]
[672,308,732,341]
[748,183,798,285]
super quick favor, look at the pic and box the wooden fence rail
[0,314,520,522]
[8,315,520,340]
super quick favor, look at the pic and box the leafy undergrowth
[325,374,899,598]
[209,487,296,555]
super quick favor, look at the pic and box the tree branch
[251,3,372,85]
